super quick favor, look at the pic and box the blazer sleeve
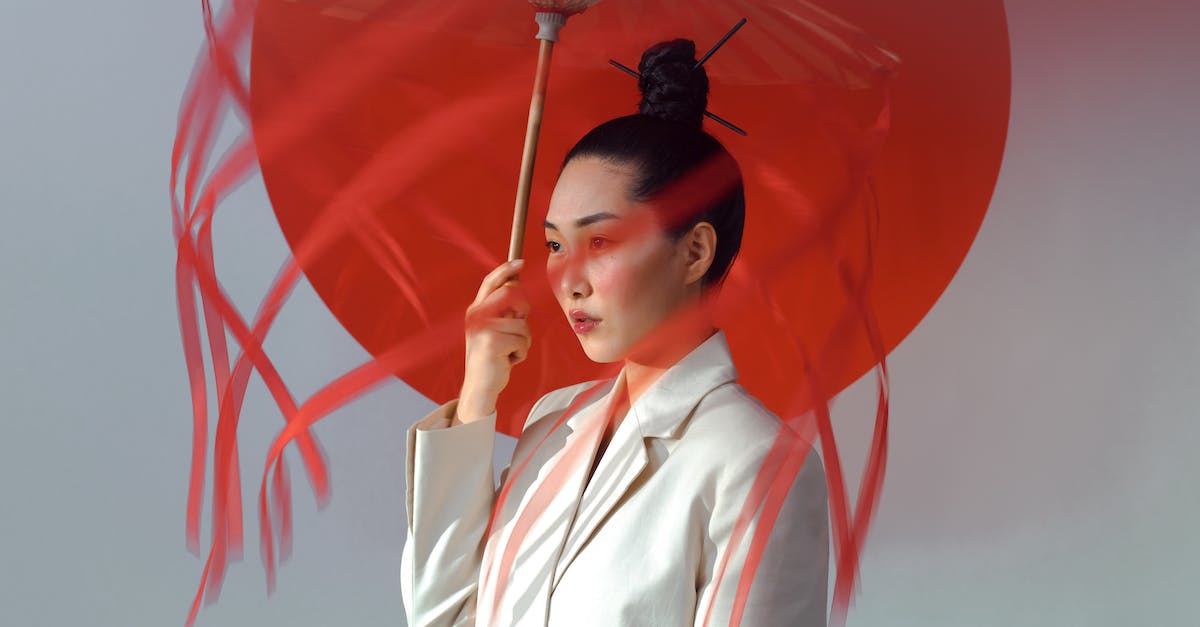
[399,395,546,626]
[400,398,498,626]
[694,441,830,627]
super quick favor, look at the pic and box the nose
[558,250,591,299]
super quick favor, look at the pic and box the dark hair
[562,39,745,290]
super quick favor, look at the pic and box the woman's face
[543,156,695,363]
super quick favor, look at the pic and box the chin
[580,344,622,364]
[578,334,626,364]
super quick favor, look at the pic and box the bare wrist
[456,389,496,425]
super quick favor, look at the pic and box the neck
[622,299,718,407]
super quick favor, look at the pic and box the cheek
[545,258,563,296]
[593,247,673,311]
[587,257,627,301]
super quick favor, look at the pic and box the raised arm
[400,259,531,625]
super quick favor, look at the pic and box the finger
[483,322,531,355]
[508,290,531,318]
[465,316,530,337]
[490,282,531,318]
[508,341,530,365]
[474,259,525,304]
[472,284,531,320]
[485,330,529,364]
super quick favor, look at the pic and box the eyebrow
[543,212,619,231]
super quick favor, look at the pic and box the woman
[401,39,829,626]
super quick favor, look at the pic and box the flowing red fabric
[171,1,1009,625]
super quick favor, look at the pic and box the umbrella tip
[530,0,600,41]
[529,0,599,16]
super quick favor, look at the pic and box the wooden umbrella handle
[509,38,555,262]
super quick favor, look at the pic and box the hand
[456,259,532,424]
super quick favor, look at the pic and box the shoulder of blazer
[680,383,828,511]
[684,382,783,448]
[677,383,822,476]
[520,378,611,433]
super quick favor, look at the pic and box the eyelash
[544,237,610,254]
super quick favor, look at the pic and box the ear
[679,221,717,287]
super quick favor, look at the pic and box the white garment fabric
[401,330,829,626]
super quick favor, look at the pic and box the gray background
[1,1,1196,625]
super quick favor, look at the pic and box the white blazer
[401,330,829,626]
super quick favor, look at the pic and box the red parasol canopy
[248,0,1008,437]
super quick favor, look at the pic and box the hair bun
[637,39,708,129]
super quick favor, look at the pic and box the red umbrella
[171,0,1009,624]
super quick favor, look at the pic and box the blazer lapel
[551,411,649,589]
[481,376,622,625]
[550,330,740,590]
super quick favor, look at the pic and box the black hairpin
[695,17,747,69]
[608,18,749,136]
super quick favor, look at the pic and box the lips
[568,308,601,334]
[568,308,600,323]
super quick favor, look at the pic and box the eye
[544,240,561,253]
[590,237,610,250]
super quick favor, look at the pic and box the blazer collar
[563,328,739,440]
[633,328,741,439]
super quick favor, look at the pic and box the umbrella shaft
[510,38,555,262]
